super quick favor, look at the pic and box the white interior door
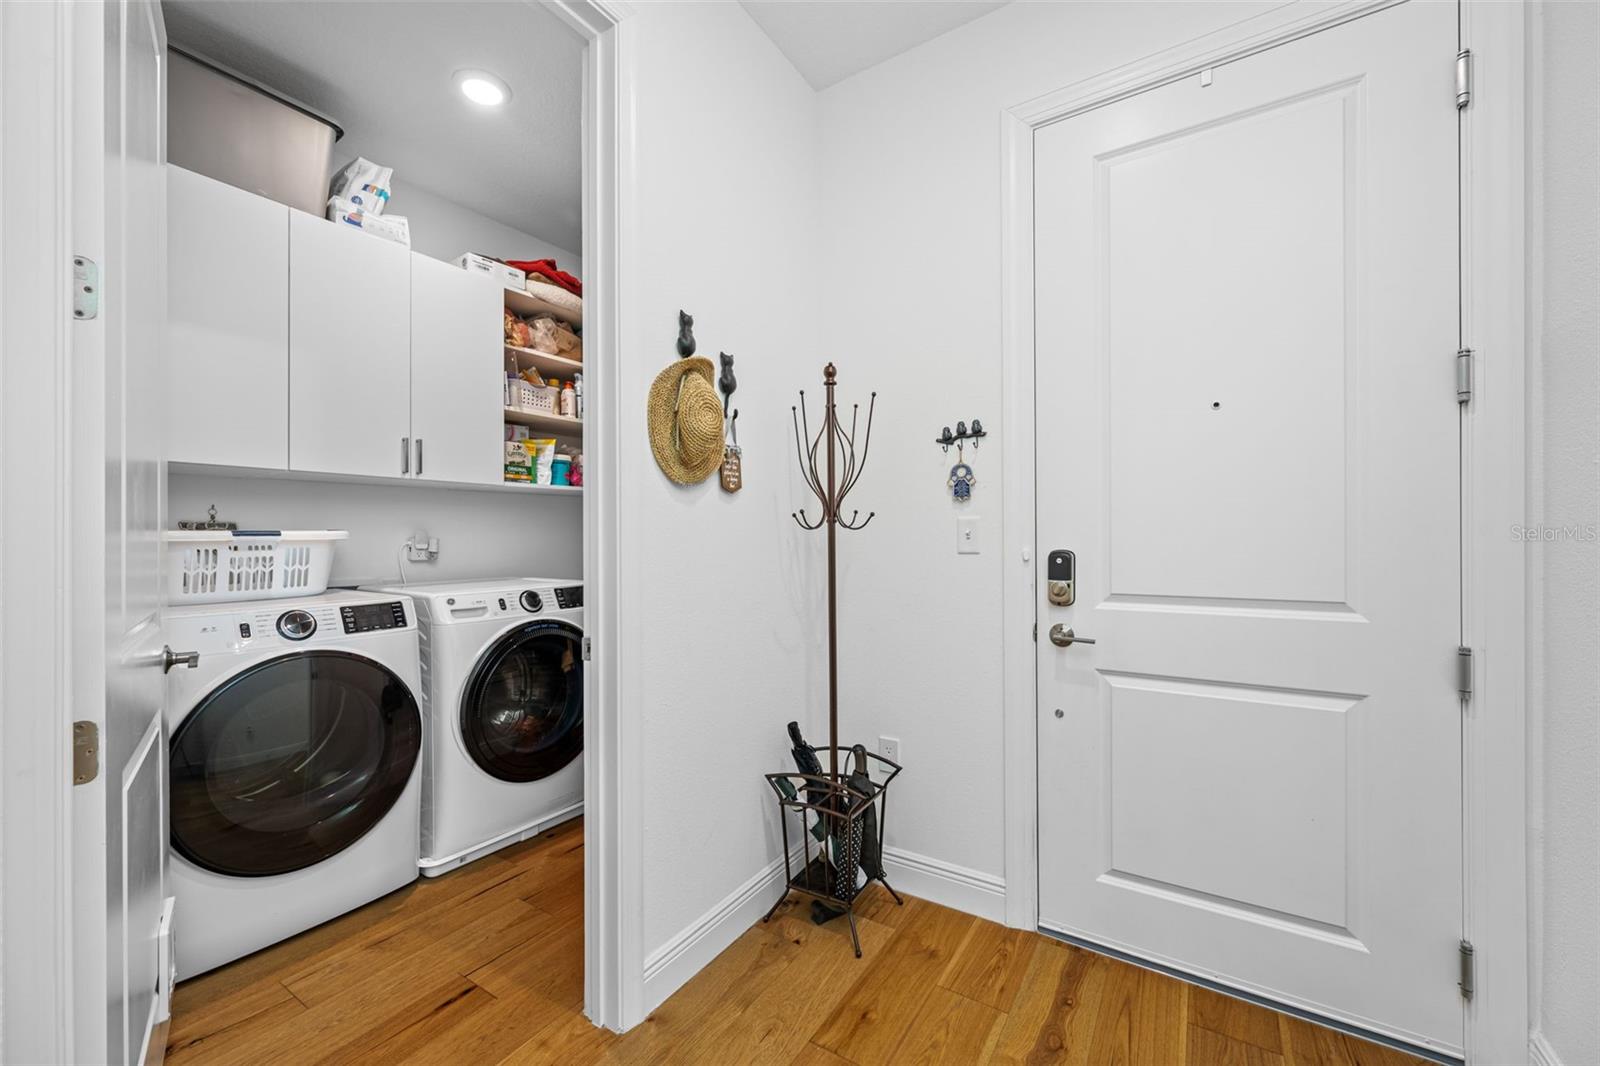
[1034,1,1461,1054]
[410,252,503,485]
[74,0,173,1062]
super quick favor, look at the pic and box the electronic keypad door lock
[1047,549,1075,606]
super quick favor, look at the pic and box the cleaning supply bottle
[560,379,576,418]
[574,373,584,420]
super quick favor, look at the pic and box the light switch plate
[957,515,981,554]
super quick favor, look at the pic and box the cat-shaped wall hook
[676,310,696,357]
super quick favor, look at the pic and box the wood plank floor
[169,820,1430,1065]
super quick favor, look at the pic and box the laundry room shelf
[504,286,582,327]
[169,462,582,496]
[505,344,583,381]
[503,407,584,437]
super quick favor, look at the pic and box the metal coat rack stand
[764,363,902,957]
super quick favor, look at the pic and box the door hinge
[1033,622,1037,642]
[1458,939,1475,999]
[582,636,592,662]
[72,720,99,784]
[1455,49,1473,109]
[1457,646,1473,701]
[72,256,100,320]
[1456,348,1474,405]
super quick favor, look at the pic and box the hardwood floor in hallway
[167,820,1431,1065]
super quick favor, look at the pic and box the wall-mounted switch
[957,515,981,554]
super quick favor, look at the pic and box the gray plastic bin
[167,48,343,217]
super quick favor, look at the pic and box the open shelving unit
[504,291,583,488]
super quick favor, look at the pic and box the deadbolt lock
[1047,550,1075,606]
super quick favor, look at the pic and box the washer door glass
[461,619,583,782]
[170,651,422,878]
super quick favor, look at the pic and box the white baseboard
[1529,1030,1564,1066]
[639,844,1006,1016]
[881,846,1006,923]
[641,851,790,1015]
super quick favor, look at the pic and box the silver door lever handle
[1048,624,1095,648]
[162,646,200,673]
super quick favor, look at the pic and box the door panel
[1034,1,1460,1053]
[167,166,290,469]
[100,0,171,1061]
[410,253,503,485]
[288,212,411,477]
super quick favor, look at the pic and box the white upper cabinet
[409,253,503,485]
[167,166,289,468]
[288,211,412,477]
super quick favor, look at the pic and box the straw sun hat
[647,357,726,485]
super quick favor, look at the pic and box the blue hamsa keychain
[948,445,976,501]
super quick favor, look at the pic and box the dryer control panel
[341,600,408,634]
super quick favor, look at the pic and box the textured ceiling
[740,0,1009,90]
[163,0,584,250]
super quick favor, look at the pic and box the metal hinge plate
[1456,49,1472,109]
[72,256,100,320]
[1457,646,1473,701]
[582,636,592,662]
[1458,939,1475,999]
[73,720,99,784]
[1457,349,1473,405]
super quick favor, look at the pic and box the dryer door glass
[170,650,422,877]
[461,619,583,782]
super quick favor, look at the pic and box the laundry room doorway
[0,0,635,1058]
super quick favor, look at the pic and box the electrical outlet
[957,515,981,554]
[878,736,901,764]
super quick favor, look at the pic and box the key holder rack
[934,419,986,451]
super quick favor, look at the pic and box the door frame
[0,0,80,1061]
[541,0,642,1035]
[996,1,1527,1062]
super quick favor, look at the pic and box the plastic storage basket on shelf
[164,530,348,604]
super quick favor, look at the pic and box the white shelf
[169,461,582,496]
[504,285,582,327]
[503,407,584,437]
[505,344,584,381]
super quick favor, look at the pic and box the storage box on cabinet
[410,254,503,485]
[167,166,290,469]
[288,210,412,477]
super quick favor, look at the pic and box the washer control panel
[553,586,583,610]
[276,609,318,641]
[340,600,408,634]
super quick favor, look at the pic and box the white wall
[618,2,824,1010]
[813,0,1262,897]
[1528,2,1599,1063]
[169,473,581,589]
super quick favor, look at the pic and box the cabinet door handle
[415,438,423,476]
[402,436,410,474]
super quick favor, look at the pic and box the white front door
[1034,1,1461,1054]
[73,0,172,1062]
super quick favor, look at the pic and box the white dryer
[165,590,423,980]
[360,578,584,876]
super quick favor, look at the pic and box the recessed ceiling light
[454,69,510,108]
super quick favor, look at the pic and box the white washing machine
[361,578,584,876]
[165,590,423,980]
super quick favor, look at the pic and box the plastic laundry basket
[164,530,348,604]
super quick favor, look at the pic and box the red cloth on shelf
[507,259,582,297]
